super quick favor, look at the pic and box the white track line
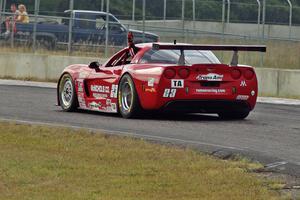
[0,79,56,88]
[1,79,300,105]
[0,118,245,151]
[257,97,300,106]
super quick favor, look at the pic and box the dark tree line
[4,0,300,25]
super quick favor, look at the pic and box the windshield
[139,49,220,65]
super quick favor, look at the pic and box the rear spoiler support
[152,43,266,66]
[231,51,238,66]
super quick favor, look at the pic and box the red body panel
[57,43,259,114]
[131,64,257,111]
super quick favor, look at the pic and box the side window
[69,12,123,30]
[109,23,125,32]
[75,13,96,29]
[106,49,132,67]
[111,51,132,67]
[95,17,105,29]
[109,15,118,23]
[97,15,125,32]
[95,15,116,30]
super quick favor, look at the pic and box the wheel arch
[117,71,142,96]
[117,72,130,107]
[117,72,143,111]
[57,72,74,106]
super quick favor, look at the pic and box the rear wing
[152,43,266,66]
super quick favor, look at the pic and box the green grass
[0,122,282,200]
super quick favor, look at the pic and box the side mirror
[89,61,101,70]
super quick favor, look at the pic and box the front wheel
[218,111,250,120]
[58,74,78,112]
[118,74,142,118]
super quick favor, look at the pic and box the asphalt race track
[0,85,300,176]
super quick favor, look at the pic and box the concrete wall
[0,52,105,81]
[255,68,300,98]
[0,52,299,98]
[122,20,299,40]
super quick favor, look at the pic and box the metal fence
[0,0,299,57]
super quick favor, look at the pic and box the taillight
[178,68,190,79]
[164,68,176,79]
[231,69,241,79]
[244,69,254,80]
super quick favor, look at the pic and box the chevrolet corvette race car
[57,38,266,119]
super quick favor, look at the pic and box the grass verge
[0,122,282,200]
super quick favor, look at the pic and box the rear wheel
[218,111,250,120]
[118,74,142,118]
[58,74,78,111]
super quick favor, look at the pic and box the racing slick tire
[58,73,78,112]
[118,74,142,118]
[218,111,250,120]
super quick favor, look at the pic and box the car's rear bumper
[161,100,251,113]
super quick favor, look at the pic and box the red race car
[57,38,266,119]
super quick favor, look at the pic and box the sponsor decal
[110,84,118,98]
[240,80,247,87]
[148,78,155,87]
[106,103,117,112]
[77,80,86,107]
[196,73,224,81]
[91,85,110,93]
[171,79,184,88]
[196,89,226,94]
[78,97,87,108]
[77,81,83,92]
[163,89,176,98]
[93,93,108,99]
[79,71,89,79]
[236,95,249,100]
[111,103,117,112]
[89,101,101,110]
[145,88,156,93]
[78,92,84,98]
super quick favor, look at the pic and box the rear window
[139,49,220,65]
